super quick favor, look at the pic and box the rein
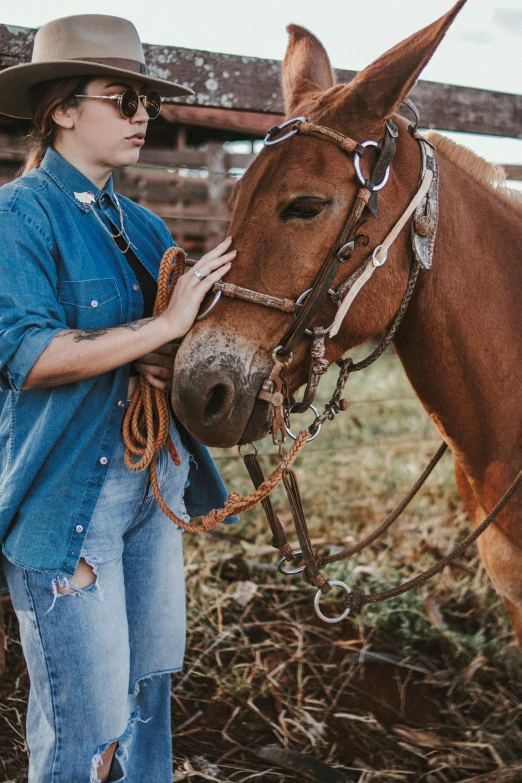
[122,104,522,624]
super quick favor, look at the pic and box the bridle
[193,99,440,446]
[151,101,522,624]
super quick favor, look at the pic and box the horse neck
[393,151,522,483]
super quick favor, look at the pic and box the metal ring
[196,289,222,320]
[277,549,305,575]
[238,443,258,458]
[284,401,321,442]
[353,140,391,191]
[271,345,292,365]
[263,116,307,146]
[193,269,207,280]
[295,288,338,335]
[372,245,388,267]
[314,581,352,624]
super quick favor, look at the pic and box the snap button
[117,400,125,408]
[132,284,140,291]
[75,525,84,533]
[100,456,108,465]
[91,300,99,308]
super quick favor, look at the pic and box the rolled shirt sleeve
[0,209,67,391]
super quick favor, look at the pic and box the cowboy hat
[0,14,194,119]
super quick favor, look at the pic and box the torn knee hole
[56,558,97,594]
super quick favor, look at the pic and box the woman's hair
[19,75,96,176]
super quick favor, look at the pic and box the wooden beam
[161,104,281,136]
[1,23,520,139]
[505,164,522,181]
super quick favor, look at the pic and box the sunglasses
[73,89,163,120]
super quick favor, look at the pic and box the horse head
[172,0,467,447]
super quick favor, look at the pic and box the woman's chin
[110,149,142,169]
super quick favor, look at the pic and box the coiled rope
[121,246,310,532]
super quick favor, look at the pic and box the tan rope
[122,246,311,532]
[122,246,185,472]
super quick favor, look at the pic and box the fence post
[205,142,228,254]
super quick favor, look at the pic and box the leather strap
[282,468,331,593]
[277,120,398,355]
[278,190,370,356]
[291,327,329,413]
[243,453,293,559]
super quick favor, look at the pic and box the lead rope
[121,246,311,533]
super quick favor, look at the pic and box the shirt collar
[40,147,117,212]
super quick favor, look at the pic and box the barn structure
[0,22,521,261]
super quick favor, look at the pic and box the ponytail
[18,75,95,177]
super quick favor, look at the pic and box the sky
[3,0,521,170]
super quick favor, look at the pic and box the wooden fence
[0,22,521,257]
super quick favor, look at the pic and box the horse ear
[349,0,468,120]
[281,25,336,116]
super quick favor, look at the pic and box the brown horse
[171,1,522,648]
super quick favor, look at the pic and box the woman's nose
[132,99,150,124]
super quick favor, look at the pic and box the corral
[1,19,522,783]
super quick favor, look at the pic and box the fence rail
[1,23,521,139]
[0,22,520,255]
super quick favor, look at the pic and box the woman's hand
[159,236,236,338]
[132,340,179,392]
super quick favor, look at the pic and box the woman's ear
[51,102,76,130]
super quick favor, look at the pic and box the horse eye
[282,201,325,220]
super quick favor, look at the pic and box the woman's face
[54,76,151,169]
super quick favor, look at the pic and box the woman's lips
[128,136,145,146]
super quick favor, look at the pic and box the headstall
[193,99,440,446]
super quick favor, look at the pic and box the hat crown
[31,14,145,65]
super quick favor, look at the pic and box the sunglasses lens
[145,92,162,119]
[120,90,139,118]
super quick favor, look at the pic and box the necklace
[90,194,132,254]
[74,190,131,253]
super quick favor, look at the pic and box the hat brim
[0,59,194,119]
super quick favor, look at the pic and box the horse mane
[425,130,522,217]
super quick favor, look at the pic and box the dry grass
[1,343,521,782]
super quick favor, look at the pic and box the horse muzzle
[171,330,272,447]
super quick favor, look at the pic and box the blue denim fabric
[2,415,190,782]
[0,146,237,594]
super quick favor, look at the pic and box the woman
[0,13,237,783]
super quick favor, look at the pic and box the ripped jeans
[2,415,191,782]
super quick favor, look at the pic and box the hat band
[70,56,147,76]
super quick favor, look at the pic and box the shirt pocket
[57,278,122,330]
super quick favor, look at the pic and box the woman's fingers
[190,249,236,281]
[134,361,172,380]
[161,236,235,337]
[198,236,233,263]
[194,261,232,296]
[143,371,170,391]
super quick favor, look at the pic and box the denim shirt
[0,147,237,595]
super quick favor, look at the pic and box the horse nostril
[203,382,234,424]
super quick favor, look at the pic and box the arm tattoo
[56,317,159,343]
[121,317,158,332]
